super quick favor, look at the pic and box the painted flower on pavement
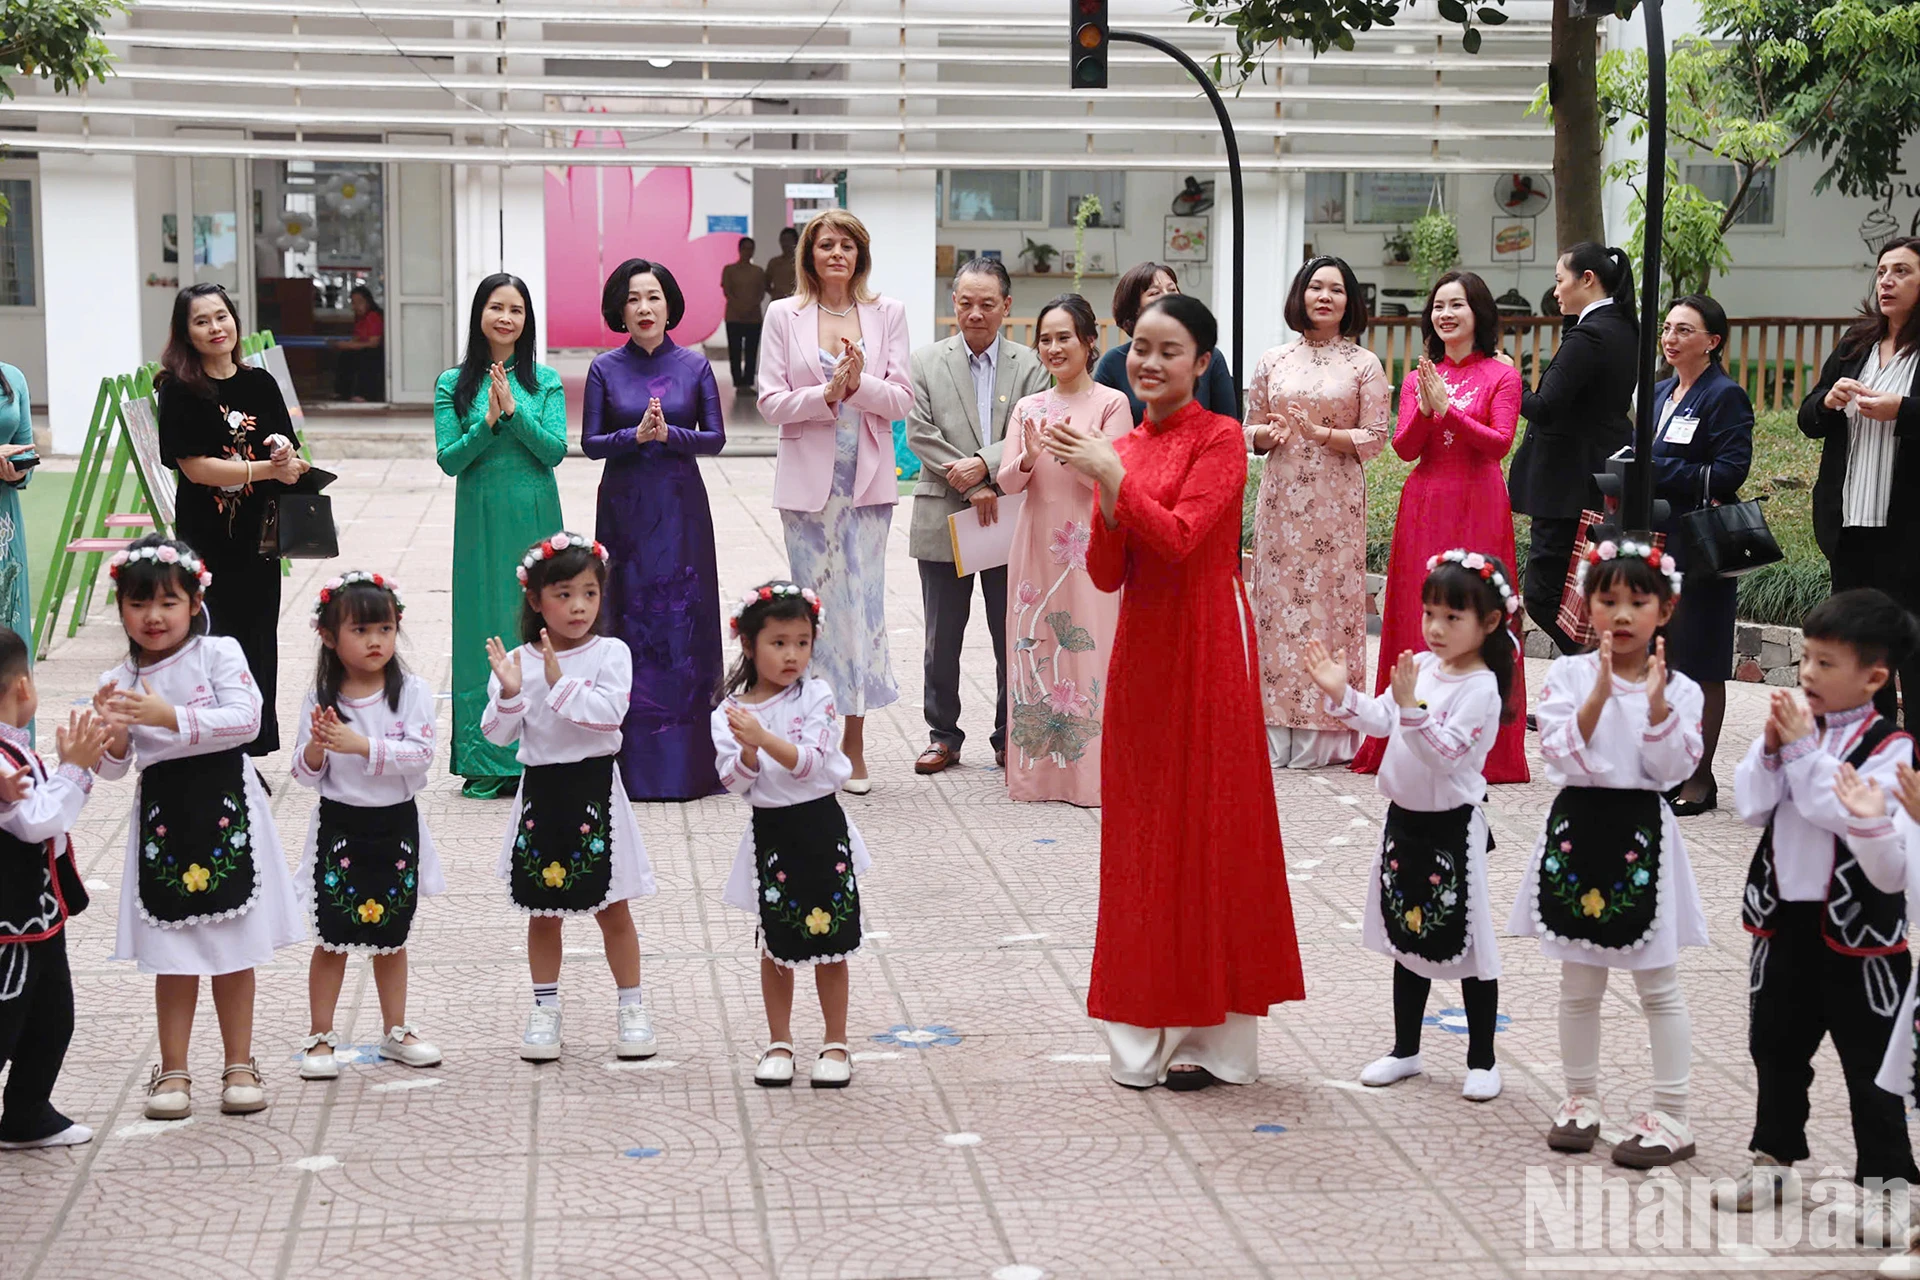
[872,1024,963,1049]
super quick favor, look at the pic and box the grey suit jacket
[906,334,1051,562]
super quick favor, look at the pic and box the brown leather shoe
[915,743,958,775]
[995,746,1007,768]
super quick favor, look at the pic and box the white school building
[1,0,1913,450]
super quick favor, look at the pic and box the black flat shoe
[1669,780,1718,817]
[1525,713,1539,733]
[1163,1066,1217,1092]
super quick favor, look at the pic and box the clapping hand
[725,703,768,750]
[1044,416,1118,479]
[1894,761,1920,824]
[1835,763,1891,820]
[838,338,864,397]
[539,630,564,688]
[55,709,112,773]
[1389,650,1421,709]
[107,679,178,732]
[1021,416,1047,471]
[91,683,131,757]
[1768,688,1815,749]
[0,761,29,804]
[636,398,667,444]
[1302,638,1349,705]
[1644,637,1670,725]
[310,705,370,759]
[485,636,521,700]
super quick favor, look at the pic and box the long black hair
[110,533,210,661]
[1421,555,1518,724]
[518,536,609,646]
[350,284,383,315]
[1838,236,1920,362]
[719,581,821,699]
[313,574,407,715]
[452,273,540,416]
[157,283,240,400]
[1560,242,1637,330]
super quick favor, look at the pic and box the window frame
[1683,160,1781,233]
[0,163,42,314]
[1346,171,1447,229]
[937,168,1048,229]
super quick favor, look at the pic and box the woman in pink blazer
[756,210,914,790]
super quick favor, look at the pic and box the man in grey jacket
[906,258,1050,774]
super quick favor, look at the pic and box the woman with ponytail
[1506,242,1641,655]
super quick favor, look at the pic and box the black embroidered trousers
[0,933,75,1143]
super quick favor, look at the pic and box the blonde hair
[793,210,877,309]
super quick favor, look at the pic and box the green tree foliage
[1600,0,1920,293]
[0,0,126,223]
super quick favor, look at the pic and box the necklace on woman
[818,300,855,318]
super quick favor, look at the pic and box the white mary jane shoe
[842,778,872,796]
[143,1067,192,1121]
[299,1032,341,1080]
[810,1042,852,1090]
[754,1042,796,1088]
[220,1060,268,1116]
[377,1025,443,1069]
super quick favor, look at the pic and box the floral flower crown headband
[107,544,211,590]
[312,571,404,629]
[1574,538,1684,599]
[517,532,609,584]
[1425,549,1520,615]
[729,583,823,635]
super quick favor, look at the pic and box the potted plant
[1022,238,1059,274]
[1383,227,1412,266]
[1070,195,1102,292]
[1410,210,1460,291]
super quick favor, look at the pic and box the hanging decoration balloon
[275,210,315,253]
[323,172,374,216]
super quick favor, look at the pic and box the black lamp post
[1623,0,1667,537]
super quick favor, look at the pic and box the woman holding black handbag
[1799,235,1920,727]
[156,283,309,757]
[1650,294,1753,815]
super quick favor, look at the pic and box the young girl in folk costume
[1508,540,1708,1168]
[1307,550,1518,1102]
[293,572,445,1080]
[94,534,303,1121]
[712,582,870,1090]
[485,532,657,1063]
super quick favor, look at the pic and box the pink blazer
[757,294,914,513]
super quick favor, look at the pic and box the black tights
[1391,962,1498,1070]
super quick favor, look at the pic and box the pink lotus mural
[544,130,740,349]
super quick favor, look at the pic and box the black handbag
[257,466,340,560]
[1680,464,1783,580]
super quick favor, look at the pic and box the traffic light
[1071,0,1108,90]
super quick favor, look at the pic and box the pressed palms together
[486,630,564,701]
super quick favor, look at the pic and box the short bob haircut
[1665,293,1730,365]
[600,258,686,334]
[1420,270,1502,362]
[1283,254,1368,339]
[1111,261,1179,336]
[794,210,878,309]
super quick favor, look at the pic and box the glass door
[383,137,453,405]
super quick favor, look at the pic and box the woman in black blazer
[1507,242,1641,654]
[1650,295,1752,814]
[1797,234,1920,724]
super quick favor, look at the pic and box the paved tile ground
[2,451,1903,1279]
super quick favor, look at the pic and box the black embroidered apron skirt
[311,798,422,953]
[1378,803,1477,967]
[509,757,617,915]
[1533,786,1665,954]
[136,751,257,927]
[752,794,861,966]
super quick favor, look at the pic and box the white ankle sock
[617,984,644,1008]
[532,982,559,1008]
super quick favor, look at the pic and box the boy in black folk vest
[0,626,112,1150]
[1728,589,1920,1243]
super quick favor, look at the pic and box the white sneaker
[521,1005,562,1062]
[1359,1053,1423,1087]
[1712,1153,1799,1212]
[1858,1185,1913,1249]
[378,1025,443,1068]
[615,1003,658,1059]
[1881,1229,1920,1277]
[1462,1066,1502,1102]
[0,1123,93,1150]
[1547,1094,1603,1152]
[298,1031,340,1080]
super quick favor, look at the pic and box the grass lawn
[1246,409,1826,627]
[21,467,78,624]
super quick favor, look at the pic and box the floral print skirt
[751,795,861,968]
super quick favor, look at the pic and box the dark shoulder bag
[1680,461,1783,580]
[258,466,341,560]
